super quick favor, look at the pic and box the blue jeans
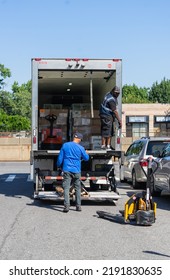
[62,172,81,207]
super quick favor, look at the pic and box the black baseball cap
[113,86,120,93]
[74,132,83,140]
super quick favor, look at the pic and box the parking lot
[0,162,170,260]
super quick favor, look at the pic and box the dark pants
[62,172,81,207]
[100,117,114,137]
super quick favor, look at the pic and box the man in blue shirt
[57,132,89,213]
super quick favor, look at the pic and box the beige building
[122,103,170,137]
[122,103,170,151]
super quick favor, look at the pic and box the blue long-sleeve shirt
[57,141,89,173]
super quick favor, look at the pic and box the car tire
[120,178,127,183]
[149,173,161,197]
[132,170,140,189]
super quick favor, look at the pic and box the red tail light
[139,159,148,167]
[117,137,120,144]
[33,136,36,144]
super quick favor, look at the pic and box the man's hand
[114,110,122,129]
[57,167,62,175]
[118,121,122,129]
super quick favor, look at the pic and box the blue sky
[0,0,170,90]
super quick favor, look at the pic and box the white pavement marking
[5,175,16,182]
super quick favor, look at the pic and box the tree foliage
[122,84,150,103]
[0,110,30,131]
[122,79,170,104]
[148,78,170,103]
[11,81,31,119]
[0,90,14,114]
[0,65,31,131]
[0,64,11,89]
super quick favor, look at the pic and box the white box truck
[30,58,122,202]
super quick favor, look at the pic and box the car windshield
[161,143,170,157]
[146,141,170,156]
[125,141,145,156]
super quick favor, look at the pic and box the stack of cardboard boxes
[71,104,101,149]
[38,103,102,149]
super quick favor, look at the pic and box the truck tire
[120,178,127,183]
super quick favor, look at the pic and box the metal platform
[34,191,120,201]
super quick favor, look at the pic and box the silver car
[150,143,170,196]
[123,137,170,188]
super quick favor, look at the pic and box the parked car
[123,137,170,188]
[150,143,170,196]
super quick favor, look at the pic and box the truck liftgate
[32,150,121,202]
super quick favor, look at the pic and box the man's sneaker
[101,145,106,150]
[63,206,69,213]
[106,145,112,151]
[76,206,82,212]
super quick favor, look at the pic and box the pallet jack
[41,114,62,150]
[97,157,157,226]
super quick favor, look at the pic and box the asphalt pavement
[0,162,170,260]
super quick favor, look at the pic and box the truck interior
[38,69,116,108]
[37,69,116,150]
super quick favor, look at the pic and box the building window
[132,123,148,138]
[126,116,149,137]
[154,116,170,136]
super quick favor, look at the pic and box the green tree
[148,78,170,103]
[0,110,30,131]
[0,63,32,131]
[0,64,11,89]
[0,90,14,114]
[122,84,150,103]
[11,80,32,119]
[9,115,31,131]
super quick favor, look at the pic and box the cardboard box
[43,104,63,109]
[56,113,68,125]
[90,136,102,143]
[91,118,101,126]
[73,118,91,126]
[90,143,101,150]
[72,110,81,118]
[39,109,51,117]
[71,103,91,110]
